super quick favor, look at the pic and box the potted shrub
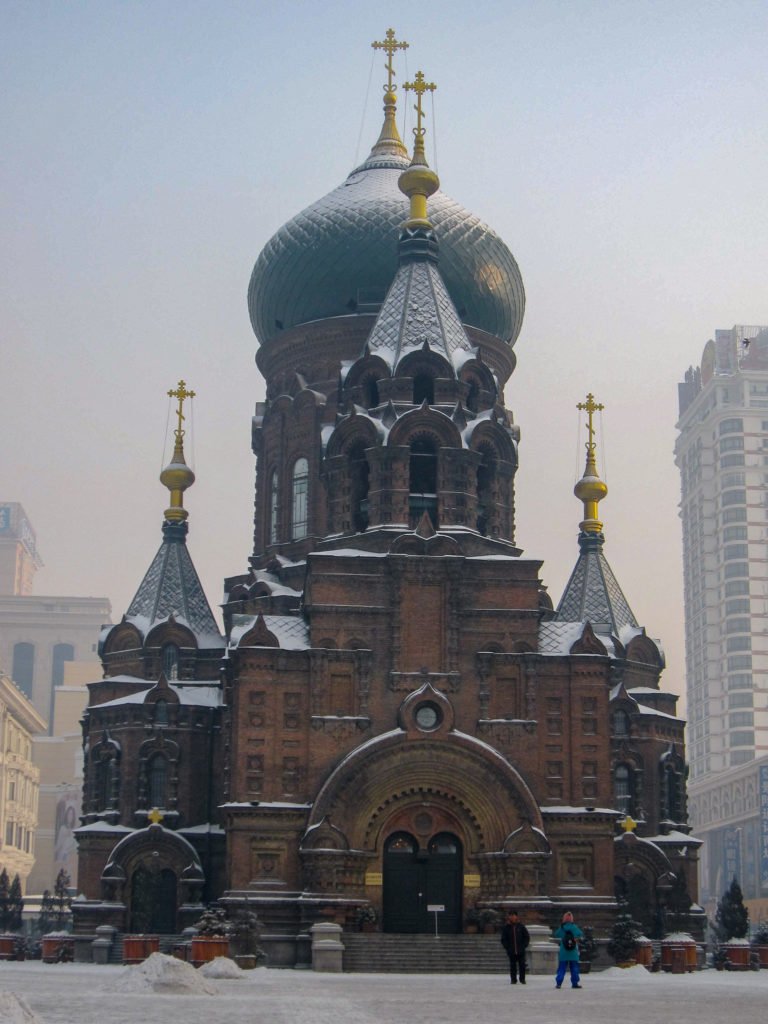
[464,907,480,934]
[355,905,378,933]
[578,925,597,974]
[191,906,231,965]
[751,923,768,969]
[479,908,500,934]
[607,905,642,967]
[715,878,750,969]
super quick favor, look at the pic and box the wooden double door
[382,831,462,934]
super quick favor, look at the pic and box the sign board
[427,904,445,912]
[364,872,383,886]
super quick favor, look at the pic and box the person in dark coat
[554,910,584,989]
[500,909,530,984]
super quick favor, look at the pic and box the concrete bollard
[310,922,345,973]
[527,924,560,975]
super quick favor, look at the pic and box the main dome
[248,145,525,348]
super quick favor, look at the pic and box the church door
[383,831,462,933]
[130,865,178,933]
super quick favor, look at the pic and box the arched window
[612,709,630,736]
[12,643,34,699]
[148,755,168,808]
[476,446,497,535]
[51,643,74,688]
[268,468,279,545]
[162,644,179,680]
[413,372,434,405]
[154,699,169,726]
[614,763,635,816]
[409,437,438,528]
[348,441,370,533]
[291,458,309,540]
[363,377,380,409]
[95,759,111,812]
[465,378,479,413]
[662,762,681,822]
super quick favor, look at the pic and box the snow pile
[200,956,245,979]
[600,965,655,981]
[0,991,44,1024]
[114,952,218,995]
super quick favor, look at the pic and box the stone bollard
[527,924,560,975]
[310,922,345,973]
[91,925,116,965]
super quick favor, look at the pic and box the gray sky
[2,1,767,708]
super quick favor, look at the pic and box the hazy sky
[2,1,767,707]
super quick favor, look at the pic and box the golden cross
[577,392,604,452]
[404,71,437,138]
[168,379,196,439]
[620,815,637,833]
[148,807,164,825]
[372,28,408,94]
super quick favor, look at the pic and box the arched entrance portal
[383,831,462,934]
[130,865,178,933]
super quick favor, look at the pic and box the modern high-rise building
[676,325,768,780]
[676,325,768,913]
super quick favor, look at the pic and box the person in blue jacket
[554,910,584,989]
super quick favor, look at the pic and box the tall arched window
[268,468,279,544]
[612,709,630,736]
[291,458,309,540]
[154,699,169,726]
[95,759,111,812]
[51,643,74,688]
[409,437,438,528]
[162,644,179,680]
[348,441,370,533]
[363,377,380,409]
[614,763,635,816]
[12,643,34,699]
[148,755,168,808]
[413,372,434,405]
[476,446,497,535]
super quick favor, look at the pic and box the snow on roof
[74,821,133,835]
[635,704,683,722]
[229,614,310,650]
[89,683,221,710]
[219,801,312,810]
[178,823,225,835]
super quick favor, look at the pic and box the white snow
[0,991,42,1024]
[199,956,245,979]
[113,952,218,995]
[2,958,768,1024]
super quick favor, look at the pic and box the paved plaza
[2,961,768,1024]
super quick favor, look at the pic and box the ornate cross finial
[577,392,604,453]
[620,815,637,833]
[404,70,437,138]
[372,28,408,94]
[148,807,164,825]
[168,379,196,440]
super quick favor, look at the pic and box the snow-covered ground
[2,959,768,1024]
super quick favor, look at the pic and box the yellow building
[0,670,46,889]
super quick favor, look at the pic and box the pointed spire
[160,380,196,525]
[399,71,439,232]
[574,392,607,538]
[369,29,409,161]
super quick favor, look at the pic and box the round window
[415,702,441,731]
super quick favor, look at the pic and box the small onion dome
[574,452,607,534]
[160,441,195,523]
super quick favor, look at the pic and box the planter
[191,935,230,965]
[361,922,377,933]
[723,942,750,970]
[634,940,653,969]
[661,935,696,973]
[122,935,160,964]
[753,944,768,969]
[0,935,16,961]
[41,935,75,963]
[464,924,479,934]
